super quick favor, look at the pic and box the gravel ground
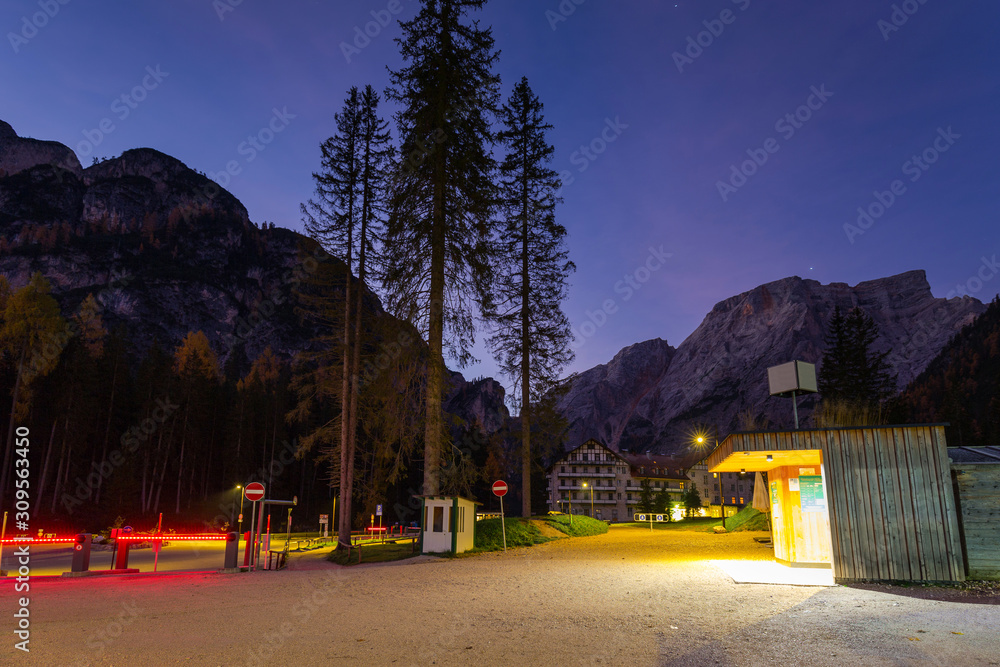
[2,525,997,666]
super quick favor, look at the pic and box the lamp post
[582,481,594,518]
[695,426,726,531]
[236,485,244,535]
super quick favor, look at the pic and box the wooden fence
[952,463,1000,580]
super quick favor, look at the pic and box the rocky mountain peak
[558,271,986,457]
[0,120,82,179]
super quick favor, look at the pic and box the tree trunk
[520,150,532,518]
[338,272,354,547]
[0,347,26,501]
[95,350,120,505]
[175,404,189,514]
[33,419,58,519]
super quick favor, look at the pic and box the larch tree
[487,77,574,517]
[300,85,392,547]
[0,273,66,503]
[385,0,501,496]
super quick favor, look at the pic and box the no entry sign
[244,482,265,502]
[492,480,508,497]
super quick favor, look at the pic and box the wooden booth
[419,496,480,555]
[706,425,965,584]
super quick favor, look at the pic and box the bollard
[71,534,92,573]
[224,532,239,569]
[243,530,252,567]
[113,538,130,570]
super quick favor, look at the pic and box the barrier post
[71,533,92,573]
[242,531,252,567]
[224,532,240,570]
[113,538,130,570]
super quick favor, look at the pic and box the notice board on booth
[799,475,826,512]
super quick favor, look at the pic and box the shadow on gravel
[844,581,1000,605]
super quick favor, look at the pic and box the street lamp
[236,485,244,535]
[582,481,594,518]
[695,427,726,531]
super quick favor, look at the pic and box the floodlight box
[767,361,818,397]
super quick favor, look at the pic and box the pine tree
[385,0,501,496]
[638,479,655,514]
[487,77,574,517]
[683,483,702,518]
[818,306,897,411]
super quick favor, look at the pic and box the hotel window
[740,497,744,504]
[572,467,577,473]
[731,497,736,504]
[618,493,622,499]
[560,466,565,473]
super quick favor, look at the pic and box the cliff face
[0,120,504,430]
[558,272,985,456]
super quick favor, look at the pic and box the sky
[2,0,999,391]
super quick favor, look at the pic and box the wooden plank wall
[952,464,1000,580]
[724,426,965,583]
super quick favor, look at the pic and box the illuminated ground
[2,525,997,665]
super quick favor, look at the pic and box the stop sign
[492,480,508,497]
[244,482,265,502]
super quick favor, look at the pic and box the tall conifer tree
[384,0,501,496]
[487,77,574,517]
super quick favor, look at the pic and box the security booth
[418,496,480,555]
[706,424,965,584]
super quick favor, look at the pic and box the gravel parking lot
[3,525,997,666]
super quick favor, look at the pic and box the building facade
[546,439,690,521]
[686,461,754,515]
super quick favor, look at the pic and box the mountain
[896,296,1000,446]
[557,271,985,456]
[0,119,506,426]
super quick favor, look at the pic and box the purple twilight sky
[2,0,998,388]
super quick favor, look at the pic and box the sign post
[319,514,329,539]
[153,513,163,573]
[492,480,508,552]
[244,483,266,569]
[376,504,383,543]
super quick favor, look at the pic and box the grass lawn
[326,539,420,566]
[540,514,610,537]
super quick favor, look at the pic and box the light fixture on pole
[582,481,594,517]
[236,485,244,535]
[767,361,818,430]
[695,425,726,530]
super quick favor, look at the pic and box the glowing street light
[582,481,594,518]
[694,427,726,531]
[236,485,244,535]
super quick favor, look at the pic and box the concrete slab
[711,559,834,586]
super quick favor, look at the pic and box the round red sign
[492,480,508,497]
[244,482,265,502]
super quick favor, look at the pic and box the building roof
[947,446,1000,464]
